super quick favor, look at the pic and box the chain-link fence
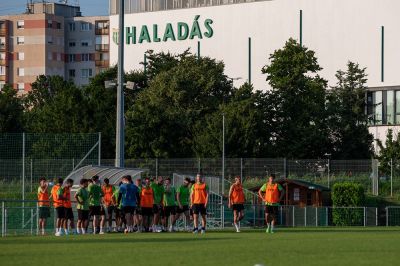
[0,133,101,199]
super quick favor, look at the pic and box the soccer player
[63,178,75,235]
[190,173,209,234]
[51,178,65,236]
[88,175,104,234]
[75,178,89,235]
[140,177,154,232]
[150,176,164,233]
[37,177,50,236]
[102,178,115,233]
[118,175,140,234]
[163,177,177,232]
[258,174,285,234]
[228,176,246,233]
[134,178,143,232]
[175,177,191,231]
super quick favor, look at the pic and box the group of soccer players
[37,172,284,235]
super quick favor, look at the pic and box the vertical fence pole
[315,207,318,227]
[390,158,393,197]
[304,207,307,227]
[292,206,295,227]
[385,207,388,227]
[22,132,25,229]
[72,158,75,170]
[98,132,101,166]
[375,208,378,226]
[198,158,201,173]
[240,158,243,183]
[155,158,159,177]
[36,202,39,235]
[327,159,330,188]
[326,207,328,226]
[30,158,34,192]
[280,206,283,226]
[30,209,33,235]
[363,207,366,227]
[253,204,256,228]
[1,201,4,237]
[4,209,7,236]
[283,158,287,178]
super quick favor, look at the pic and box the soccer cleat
[236,229,241,233]
[193,229,198,234]
[55,232,62,237]
[200,229,205,234]
[99,231,105,235]
[124,228,129,234]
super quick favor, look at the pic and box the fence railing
[1,199,395,237]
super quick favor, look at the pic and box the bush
[332,182,365,226]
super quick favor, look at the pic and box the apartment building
[0,1,109,93]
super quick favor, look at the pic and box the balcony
[95,60,109,67]
[95,28,109,35]
[0,75,6,82]
[0,43,5,51]
[95,44,109,51]
[0,28,6,36]
[0,59,6,65]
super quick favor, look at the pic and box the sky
[0,0,109,16]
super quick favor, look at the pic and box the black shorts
[141,207,153,216]
[123,206,136,215]
[78,209,89,220]
[89,206,101,216]
[64,208,74,220]
[265,205,279,215]
[39,207,50,219]
[135,206,142,215]
[152,204,162,214]
[115,207,121,218]
[56,207,65,219]
[192,204,207,215]
[106,206,115,216]
[232,204,245,212]
[163,206,176,217]
[177,205,189,214]
[100,205,106,216]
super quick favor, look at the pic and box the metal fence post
[98,132,101,166]
[280,206,283,226]
[1,201,4,237]
[315,207,318,227]
[292,206,295,227]
[386,207,389,227]
[363,207,366,227]
[4,208,7,236]
[390,158,393,197]
[30,209,33,235]
[304,207,307,227]
[155,158,159,177]
[30,159,33,192]
[36,202,39,235]
[253,204,256,228]
[375,208,378,226]
[22,132,25,229]
[327,159,330,188]
[326,207,328,226]
[240,158,243,183]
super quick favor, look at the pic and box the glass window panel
[396,91,400,124]
[387,91,395,125]
[375,91,383,125]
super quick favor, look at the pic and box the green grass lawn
[0,228,399,266]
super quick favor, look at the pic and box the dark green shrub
[332,182,365,226]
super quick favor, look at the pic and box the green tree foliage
[0,85,24,133]
[262,38,329,158]
[125,52,232,158]
[377,129,400,175]
[327,62,373,159]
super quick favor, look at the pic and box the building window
[69,69,75,78]
[367,89,400,126]
[81,68,93,78]
[386,91,395,125]
[17,83,24,91]
[47,36,53,44]
[69,41,76,47]
[48,20,53,28]
[17,20,24,29]
[68,54,76,63]
[81,41,90,47]
[0,81,5,91]
[17,36,24,45]
[69,23,75,31]
[48,52,52,61]
[80,22,91,31]
[17,68,24,77]
[81,53,90,61]
[57,22,61,29]
[57,53,61,61]
[0,52,5,60]
[17,52,24,60]
[0,66,6,75]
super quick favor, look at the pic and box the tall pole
[116,0,125,168]
[22,133,25,228]
[222,113,225,193]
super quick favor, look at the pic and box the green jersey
[163,186,176,207]
[260,183,283,206]
[151,183,164,205]
[113,187,122,209]
[177,185,190,206]
[76,187,89,210]
[88,183,103,206]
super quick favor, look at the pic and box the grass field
[1,228,399,266]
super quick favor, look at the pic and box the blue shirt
[119,183,139,207]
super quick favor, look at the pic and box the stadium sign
[112,15,214,45]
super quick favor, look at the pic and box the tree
[326,62,373,159]
[193,83,272,158]
[0,85,24,133]
[125,52,232,158]
[261,38,329,158]
[377,129,400,175]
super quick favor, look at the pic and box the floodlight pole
[116,0,125,168]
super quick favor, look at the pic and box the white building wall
[109,0,400,91]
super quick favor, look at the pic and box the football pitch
[0,228,399,266]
